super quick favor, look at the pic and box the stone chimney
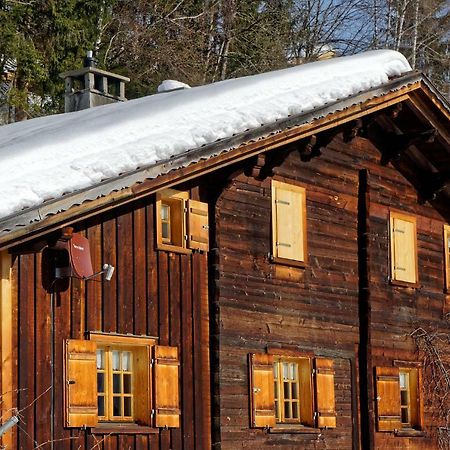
[59,51,130,113]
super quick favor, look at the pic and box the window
[445,225,450,291]
[271,180,307,265]
[63,334,180,429]
[249,353,336,430]
[273,357,311,425]
[156,189,209,252]
[375,366,422,432]
[389,211,418,285]
[96,347,133,421]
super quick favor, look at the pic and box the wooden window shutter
[249,353,276,428]
[187,199,209,251]
[64,339,98,428]
[313,358,336,428]
[390,213,417,283]
[133,345,152,426]
[272,181,306,262]
[375,367,401,431]
[153,345,181,428]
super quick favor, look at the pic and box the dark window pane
[124,397,132,417]
[292,402,299,419]
[123,374,132,394]
[284,382,290,399]
[113,396,122,416]
[292,382,299,400]
[401,390,408,406]
[401,408,409,424]
[97,373,105,393]
[284,401,290,419]
[98,396,105,417]
[113,374,121,393]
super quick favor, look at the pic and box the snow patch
[0,50,411,220]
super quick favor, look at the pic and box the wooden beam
[0,251,14,449]
[380,128,438,165]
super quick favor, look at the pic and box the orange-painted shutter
[249,353,276,428]
[272,181,306,262]
[375,367,401,431]
[64,339,98,428]
[187,199,209,251]
[153,345,180,428]
[390,214,417,283]
[314,358,336,428]
[133,345,152,426]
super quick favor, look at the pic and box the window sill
[157,244,192,255]
[395,429,425,438]
[91,424,159,434]
[270,255,307,268]
[389,279,420,289]
[269,425,320,434]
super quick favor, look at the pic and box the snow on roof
[0,50,411,221]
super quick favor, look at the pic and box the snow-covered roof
[0,50,412,224]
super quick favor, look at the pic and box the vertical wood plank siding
[212,133,449,450]
[10,196,210,450]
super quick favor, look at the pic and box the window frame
[445,225,450,291]
[273,356,312,426]
[389,210,419,287]
[156,189,190,254]
[376,362,424,436]
[271,179,308,267]
[398,367,421,431]
[89,332,157,426]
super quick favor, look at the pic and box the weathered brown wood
[103,215,117,333]
[18,254,35,449]
[86,222,102,331]
[35,254,53,448]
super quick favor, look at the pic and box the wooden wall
[212,132,450,450]
[7,194,211,450]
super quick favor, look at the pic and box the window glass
[273,358,308,424]
[97,347,134,422]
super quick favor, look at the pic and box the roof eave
[0,72,435,249]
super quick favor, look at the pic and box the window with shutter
[156,189,209,253]
[389,212,418,285]
[375,367,402,431]
[375,366,423,433]
[64,334,182,430]
[445,225,450,291]
[250,353,336,431]
[271,180,307,264]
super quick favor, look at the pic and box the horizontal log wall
[213,133,449,450]
[9,194,210,450]
[358,131,450,450]
[213,139,361,449]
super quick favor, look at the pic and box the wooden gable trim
[0,81,436,251]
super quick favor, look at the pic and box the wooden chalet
[0,51,449,450]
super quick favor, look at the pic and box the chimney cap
[84,50,97,68]
[59,66,130,82]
